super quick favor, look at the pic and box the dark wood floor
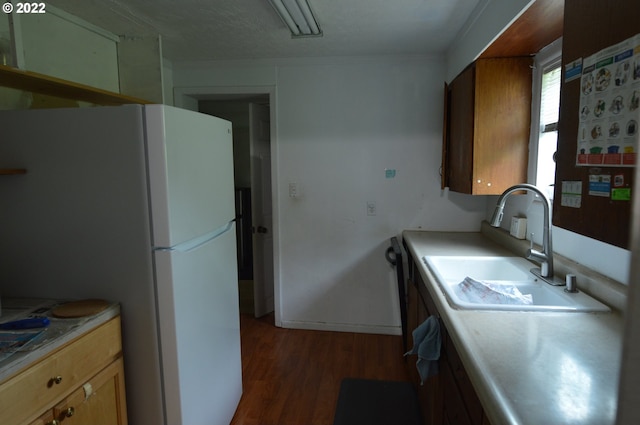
[230,314,411,425]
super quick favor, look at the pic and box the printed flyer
[577,33,640,167]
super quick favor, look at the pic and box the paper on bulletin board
[576,33,640,167]
[589,174,611,197]
[565,58,583,82]
[561,181,582,208]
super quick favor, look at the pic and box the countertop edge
[0,299,121,383]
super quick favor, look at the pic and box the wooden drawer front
[54,357,127,425]
[0,317,122,425]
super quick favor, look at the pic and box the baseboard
[281,320,402,335]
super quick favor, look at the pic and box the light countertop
[402,229,624,425]
[0,298,120,383]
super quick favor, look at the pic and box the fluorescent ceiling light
[269,0,322,37]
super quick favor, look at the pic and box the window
[530,39,562,200]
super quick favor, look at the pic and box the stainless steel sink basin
[422,256,610,312]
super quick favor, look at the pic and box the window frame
[528,38,563,199]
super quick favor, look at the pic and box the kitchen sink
[422,256,611,312]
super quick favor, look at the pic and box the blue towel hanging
[404,316,441,384]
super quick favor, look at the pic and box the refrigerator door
[145,105,235,248]
[154,225,242,425]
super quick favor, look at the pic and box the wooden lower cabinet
[405,253,490,425]
[441,361,473,425]
[52,358,127,425]
[0,316,127,425]
[407,280,442,425]
[440,336,487,425]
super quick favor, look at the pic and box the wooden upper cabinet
[443,57,533,195]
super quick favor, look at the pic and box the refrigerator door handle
[154,222,233,253]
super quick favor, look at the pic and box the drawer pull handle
[64,406,75,417]
[50,375,63,386]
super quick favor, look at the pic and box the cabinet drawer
[0,317,122,425]
[54,357,127,425]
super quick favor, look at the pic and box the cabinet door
[443,334,484,425]
[53,358,127,425]
[441,361,473,425]
[445,57,532,195]
[472,58,531,195]
[447,64,475,193]
[441,82,450,190]
[407,275,444,425]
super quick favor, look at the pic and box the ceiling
[46,0,482,62]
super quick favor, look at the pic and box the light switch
[367,201,377,216]
[289,182,298,198]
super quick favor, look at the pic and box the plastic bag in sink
[455,277,533,305]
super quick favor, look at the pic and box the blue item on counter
[0,317,51,330]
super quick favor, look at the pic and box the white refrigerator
[0,104,242,425]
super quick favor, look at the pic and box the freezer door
[145,105,235,248]
[154,226,242,425]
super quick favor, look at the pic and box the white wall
[174,56,487,334]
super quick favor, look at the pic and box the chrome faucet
[490,184,557,284]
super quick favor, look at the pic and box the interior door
[250,103,274,318]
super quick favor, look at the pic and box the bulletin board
[552,0,640,249]
[575,34,640,167]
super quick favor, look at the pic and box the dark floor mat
[333,378,422,425]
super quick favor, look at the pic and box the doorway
[198,95,275,319]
